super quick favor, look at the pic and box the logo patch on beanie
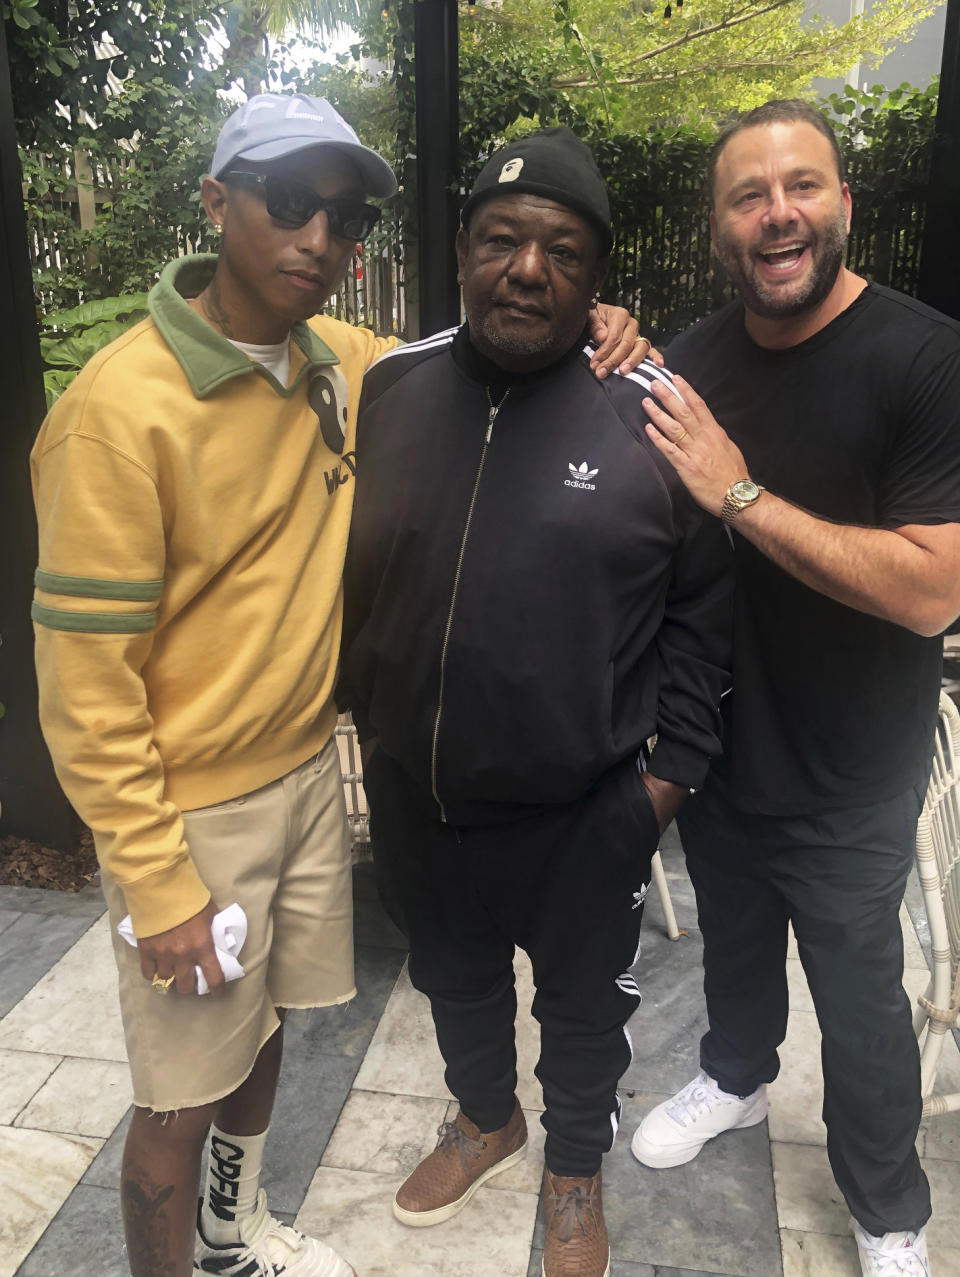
[498,157,524,183]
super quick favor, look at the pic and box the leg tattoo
[122,1168,178,1277]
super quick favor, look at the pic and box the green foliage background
[458,0,943,129]
[1,0,944,360]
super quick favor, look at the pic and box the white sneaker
[853,1221,931,1276]
[630,1070,768,1168]
[195,1188,356,1276]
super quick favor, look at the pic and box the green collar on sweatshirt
[148,255,339,399]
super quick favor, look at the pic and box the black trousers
[677,778,931,1236]
[364,749,659,1177]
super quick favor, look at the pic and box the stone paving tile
[773,1138,960,1254]
[620,925,707,1099]
[771,1143,848,1235]
[781,1225,960,1277]
[767,1010,824,1147]
[0,1049,61,1125]
[0,882,105,919]
[0,908,21,936]
[785,1229,960,1277]
[81,1106,132,1191]
[779,1228,860,1276]
[321,1091,449,1178]
[297,1165,538,1277]
[259,942,408,1217]
[7,844,945,1277]
[654,1270,743,1276]
[14,1182,129,1277]
[620,832,708,1099]
[0,1126,102,1277]
[526,1251,728,1275]
[532,1090,782,1277]
[920,1105,960,1162]
[902,870,932,965]
[282,943,407,1062]
[925,1155,960,1251]
[900,901,929,970]
[355,954,545,1111]
[15,1057,132,1138]
[262,1047,363,1217]
[348,961,442,1102]
[527,1250,657,1276]
[0,914,125,1059]
[0,910,100,1019]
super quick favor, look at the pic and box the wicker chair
[912,691,960,1117]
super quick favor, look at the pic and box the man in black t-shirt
[629,100,960,1277]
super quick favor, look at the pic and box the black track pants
[677,778,931,1236]
[364,749,658,1177]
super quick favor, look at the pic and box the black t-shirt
[667,283,960,815]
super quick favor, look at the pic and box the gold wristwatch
[720,479,765,526]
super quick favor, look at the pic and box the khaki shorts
[101,738,355,1112]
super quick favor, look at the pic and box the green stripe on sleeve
[35,569,163,602]
[31,603,158,634]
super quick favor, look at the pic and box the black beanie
[460,127,612,254]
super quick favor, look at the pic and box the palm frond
[259,0,377,40]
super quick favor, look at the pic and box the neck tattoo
[198,278,235,339]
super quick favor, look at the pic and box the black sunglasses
[223,170,381,241]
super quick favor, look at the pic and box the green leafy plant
[40,294,149,406]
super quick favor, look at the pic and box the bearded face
[710,120,852,324]
[713,203,848,320]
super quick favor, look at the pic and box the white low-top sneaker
[195,1188,356,1275]
[630,1070,768,1168]
[853,1221,931,1276]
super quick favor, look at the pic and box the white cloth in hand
[117,903,247,994]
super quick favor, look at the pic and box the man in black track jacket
[340,129,732,1277]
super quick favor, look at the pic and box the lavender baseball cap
[210,93,397,197]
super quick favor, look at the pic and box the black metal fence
[327,227,407,337]
[844,143,930,303]
[22,124,932,346]
[23,149,408,337]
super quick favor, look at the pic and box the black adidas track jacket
[341,326,733,825]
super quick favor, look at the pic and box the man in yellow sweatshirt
[31,93,400,1277]
[30,94,649,1277]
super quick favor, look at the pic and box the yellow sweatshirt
[31,255,396,936]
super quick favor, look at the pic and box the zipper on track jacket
[430,389,510,821]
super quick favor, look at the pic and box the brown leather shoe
[393,1100,527,1227]
[541,1167,610,1276]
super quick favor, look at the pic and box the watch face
[731,479,760,501]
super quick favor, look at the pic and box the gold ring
[675,429,688,443]
[151,973,175,993]
[633,335,650,347]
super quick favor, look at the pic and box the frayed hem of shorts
[145,1107,180,1124]
[274,986,357,1011]
[132,1020,283,1114]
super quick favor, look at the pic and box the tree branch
[611,51,851,87]
[551,0,794,86]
